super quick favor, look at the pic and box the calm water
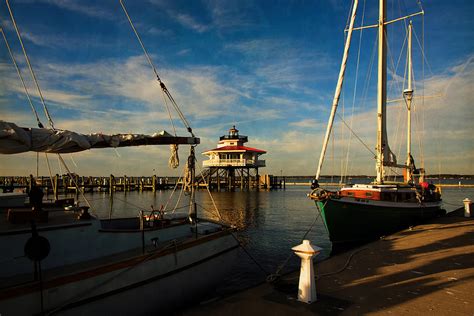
[71,184,474,295]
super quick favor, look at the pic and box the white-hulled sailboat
[0,1,238,314]
[309,0,444,246]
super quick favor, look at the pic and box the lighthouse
[201,126,266,190]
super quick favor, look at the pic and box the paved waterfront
[180,209,473,315]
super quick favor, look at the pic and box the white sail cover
[0,121,199,154]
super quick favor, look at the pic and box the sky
[0,0,473,177]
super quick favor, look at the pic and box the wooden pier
[0,175,178,195]
[196,170,285,191]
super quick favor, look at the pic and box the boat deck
[0,208,93,235]
[180,209,474,315]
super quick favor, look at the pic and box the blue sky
[0,0,473,177]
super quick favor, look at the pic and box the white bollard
[292,240,322,304]
[463,198,472,218]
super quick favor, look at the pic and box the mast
[315,0,359,180]
[404,21,414,183]
[375,0,387,184]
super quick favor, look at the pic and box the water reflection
[200,191,263,230]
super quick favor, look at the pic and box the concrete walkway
[180,210,473,315]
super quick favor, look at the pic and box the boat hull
[316,197,443,245]
[0,230,239,315]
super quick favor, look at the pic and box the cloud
[206,0,263,30]
[172,12,209,33]
[289,119,320,128]
[37,0,116,20]
[147,27,173,37]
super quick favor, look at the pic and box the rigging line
[162,88,194,136]
[6,0,55,130]
[413,100,424,170]
[412,27,434,80]
[160,89,177,136]
[193,203,223,221]
[0,27,43,128]
[57,154,94,214]
[196,160,224,221]
[119,0,161,82]
[119,0,194,137]
[44,153,58,199]
[267,202,324,283]
[343,0,367,182]
[336,112,375,157]
[162,168,186,213]
[385,30,404,107]
[161,171,183,211]
[421,12,425,169]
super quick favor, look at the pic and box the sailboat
[309,0,444,246]
[0,1,238,315]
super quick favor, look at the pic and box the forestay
[0,121,199,154]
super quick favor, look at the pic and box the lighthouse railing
[203,159,265,167]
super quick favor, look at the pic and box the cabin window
[347,192,354,196]
[365,192,373,197]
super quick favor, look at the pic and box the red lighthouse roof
[203,145,266,154]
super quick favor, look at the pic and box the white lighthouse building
[202,126,266,190]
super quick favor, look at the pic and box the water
[71,184,473,295]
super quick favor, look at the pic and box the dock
[180,209,473,315]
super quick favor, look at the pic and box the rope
[336,112,375,157]
[160,89,177,135]
[266,203,325,283]
[119,0,194,137]
[44,153,57,198]
[171,177,186,213]
[168,144,179,169]
[161,169,185,213]
[0,27,43,128]
[57,154,94,214]
[195,161,224,221]
[342,0,367,182]
[6,0,55,130]
[232,232,269,276]
[316,247,368,280]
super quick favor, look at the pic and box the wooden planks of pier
[0,174,178,195]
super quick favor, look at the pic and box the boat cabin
[339,184,440,203]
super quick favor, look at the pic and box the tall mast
[404,21,414,183]
[376,0,387,184]
[315,0,359,180]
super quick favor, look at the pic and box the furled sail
[0,121,199,154]
[382,129,397,166]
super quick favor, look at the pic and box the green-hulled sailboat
[309,0,444,245]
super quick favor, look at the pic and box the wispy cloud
[206,0,263,30]
[147,27,173,37]
[36,0,116,20]
[289,118,320,128]
[172,12,209,33]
